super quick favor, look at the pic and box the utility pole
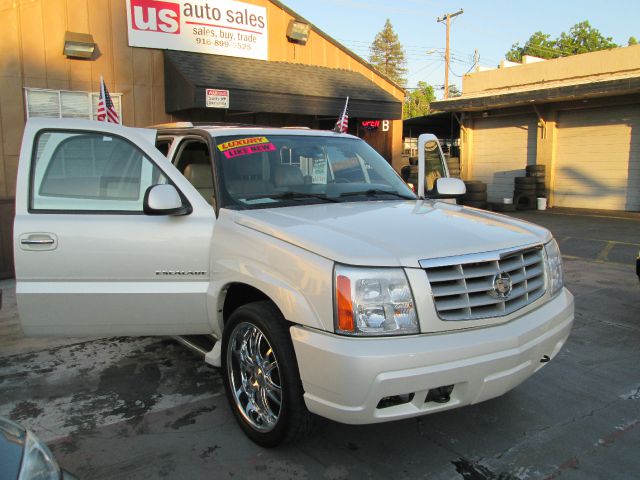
[437,8,463,99]
[474,49,479,71]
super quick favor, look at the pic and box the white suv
[14,118,574,447]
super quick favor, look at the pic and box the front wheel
[222,301,313,447]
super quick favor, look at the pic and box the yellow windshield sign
[217,137,269,152]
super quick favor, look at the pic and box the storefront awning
[164,50,402,119]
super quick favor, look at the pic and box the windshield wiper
[338,189,415,200]
[258,191,341,203]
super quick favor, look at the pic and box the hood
[232,200,551,268]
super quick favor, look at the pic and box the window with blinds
[25,88,122,123]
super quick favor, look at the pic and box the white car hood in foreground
[233,200,551,268]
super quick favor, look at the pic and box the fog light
[425,385,454,403]
[377,393,415,409]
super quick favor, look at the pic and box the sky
[282,0,640,98]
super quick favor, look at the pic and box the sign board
[126,0,268,60]
[361,120,380,131]
[311,158,327,184]
[206,88,229,108]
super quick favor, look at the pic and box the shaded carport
[402,111,460,140]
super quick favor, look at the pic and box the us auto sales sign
[126,0,268,60]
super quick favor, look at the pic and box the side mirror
[432,177,466,198]
[417,133,445,199]
[143,184,190,216]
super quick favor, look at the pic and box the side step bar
[172,335,222,367]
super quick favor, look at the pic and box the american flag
[334,96,349,133]
[97,76,120,123]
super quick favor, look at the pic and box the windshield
[214,134,416,208]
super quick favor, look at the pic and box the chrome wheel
[227,322,282,432]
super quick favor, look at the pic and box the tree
[369,19,407,86]
[506,31,556,62]
[447,85,462,98]
[506,21,619,62]
[556,21,618,56]
[629,36,638,46]
[403,81,436,119]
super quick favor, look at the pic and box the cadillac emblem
[490,272,513,299]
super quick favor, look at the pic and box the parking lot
[1,208,639,480]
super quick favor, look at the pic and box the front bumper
[290,288,574,424]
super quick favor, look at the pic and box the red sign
[130,0,181,34]
[361,120,380,131]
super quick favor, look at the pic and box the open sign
[361,120,380,131]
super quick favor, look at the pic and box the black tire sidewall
[221,301,307,448]
[465,183,487,193]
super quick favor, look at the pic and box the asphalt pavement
[1,208,639,479]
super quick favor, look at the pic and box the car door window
[31,131,169,212]
[173,139,216,205]
[156,138,173,157]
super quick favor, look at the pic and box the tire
[526,165,545,177]
[222,301,314,447]
[514,187,537,195]
[464,182,487,193]
[464,192,487,201]
[491,202,516,212]
[513,193,536,210]
[514,176,536,185]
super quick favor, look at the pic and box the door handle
[21,238,55,245]
[19,233,58,251]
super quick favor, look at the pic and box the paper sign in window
[218,136,269,152]
[223,142,276,159]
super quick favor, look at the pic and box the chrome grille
[423,246,546,321]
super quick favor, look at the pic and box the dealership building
[0,0,405,278]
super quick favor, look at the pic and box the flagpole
[100,75,105,103]
[334,96,349,133]
[343,96,349,117]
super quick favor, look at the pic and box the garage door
[471,115,538,202]
[554,105,640,211]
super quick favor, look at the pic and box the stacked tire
[446,157,461,178]
[526,165,547,198]
[513,165,546,210]
[461,180,487,209]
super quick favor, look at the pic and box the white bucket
[537,197,547,210]
[503,197,513,204]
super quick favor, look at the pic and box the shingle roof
[164,50,402,119]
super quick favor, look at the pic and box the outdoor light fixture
[286,20,310,45]
[63,31,97,59]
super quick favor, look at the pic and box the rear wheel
[222,301,313,447]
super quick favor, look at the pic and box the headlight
[334,265,419,336]
[544,239,564,297]
[18,430,61,480]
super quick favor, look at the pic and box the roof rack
[149,121,279,129]
[148,121,194,128]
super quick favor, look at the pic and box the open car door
[14,118,215,336]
